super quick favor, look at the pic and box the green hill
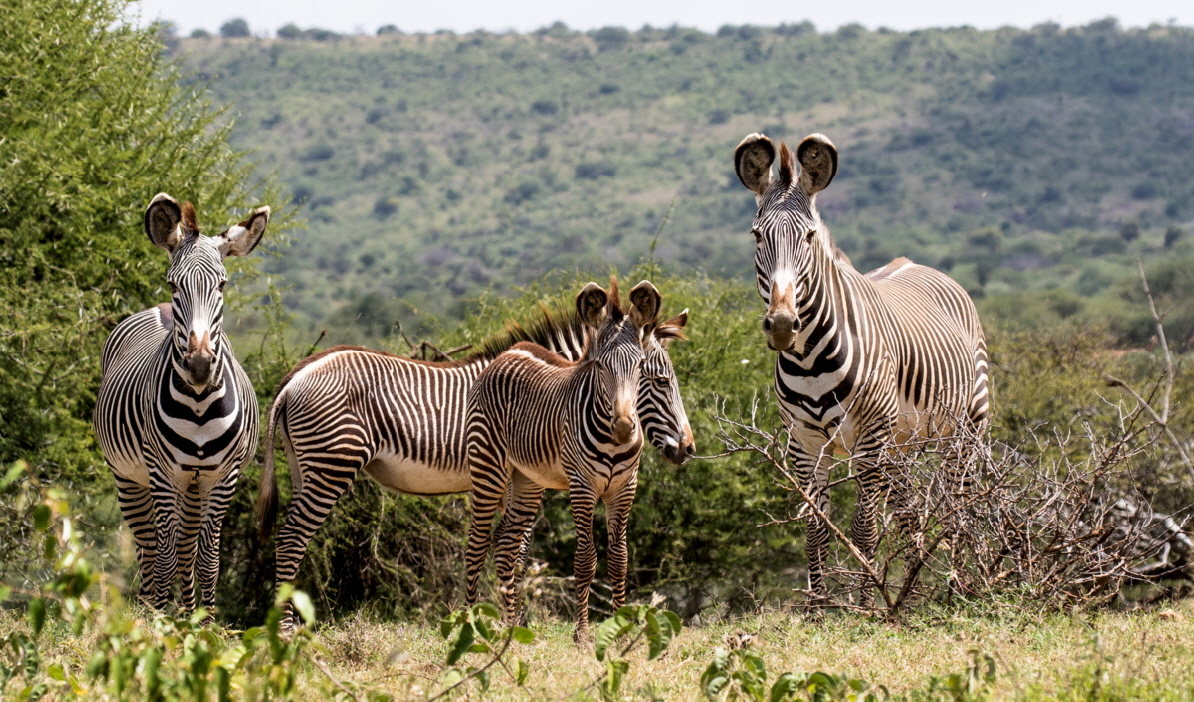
[177,20,1194,341]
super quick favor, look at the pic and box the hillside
[175,20,1194,341]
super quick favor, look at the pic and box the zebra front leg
[568,487,600,644]
[850,460,884,610]
[196,468,238,619]
[493,471,544,625]
[789,438,832,606]
[149,469,183,610]
[175,478,202,614]
[603,472,639,612]
[114,475,157,606]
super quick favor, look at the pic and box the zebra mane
[470,303,587,362]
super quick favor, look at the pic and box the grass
[313,604,1194,699]
[11,599,1192,699]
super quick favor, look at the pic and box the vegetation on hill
[173,19,1194,345]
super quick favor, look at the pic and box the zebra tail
[256,387,285,541]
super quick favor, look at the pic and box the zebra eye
[217,280,226,292]
[805,229,816,241]
[168,282,178,294]
[751,229,762,242]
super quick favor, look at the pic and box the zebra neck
[787,247,853,363]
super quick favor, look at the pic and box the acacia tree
[0,0,286,485]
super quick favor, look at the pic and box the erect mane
[181,202,200,233]
[469,302,587,362]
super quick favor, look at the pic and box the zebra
[94,193,268,614]
[733,132,989,606]
[465,279,664,642]
[255,294,692,631]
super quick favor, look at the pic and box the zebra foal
[95,194,268,613]
[734,132,989,606]
[465,279,665,642]
[256,298,692,631]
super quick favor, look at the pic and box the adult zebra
[466,280,663,642]
[256,294,692,631]
[95,194,269,613]
[733,133,989,606]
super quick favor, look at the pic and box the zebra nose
[185,352,213,386]
[613,417,635,445]
[764,312,796,351]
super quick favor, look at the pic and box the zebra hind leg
[114,477,157,607]
[464,442,512,611]
[273,465,360,633]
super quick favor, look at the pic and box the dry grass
[303,601,1194,699]
[5,599,1194,699]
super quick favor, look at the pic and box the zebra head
[145,193,270,391]
[640,312,695,465]
[734,132,838,353]
[576,279,661,447]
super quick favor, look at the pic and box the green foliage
[0,462,377,701]
[436,602,535,694]
[701,645,889,702]
[0,0,288,486]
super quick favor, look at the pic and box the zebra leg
[196,466,239,618]
[789,438,832,605]
[851,461,884,610]
[603,472,639,612]
[273,464,360,632]
[568,486,600,644]
[493,471,544,625]
[175,477,202,614]
[149,468,183,609]
[465,438,510,609]
[114,475,157,606]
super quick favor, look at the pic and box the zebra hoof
[572,626,594,648]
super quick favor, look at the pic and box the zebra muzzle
[183,330,215,386]
[613,416,635,445]
[762,313,797,352]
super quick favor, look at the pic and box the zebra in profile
[733,133,989,606]
[465,279,663,642]
[94,193,268,613]
[256,294,692,631]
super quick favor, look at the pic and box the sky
[134,0,1192,37]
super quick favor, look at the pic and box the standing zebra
[465,280,663,642]
[733,133,989,606]
[95,194,268,613]
[256,297,692,631]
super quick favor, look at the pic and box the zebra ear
[628,280,661,329]
[654,309,688,345]
[216,206,270,259]
[734,133,775,198]
[145,193,183,254]
[795,133,838,195]
[576,282,608,329]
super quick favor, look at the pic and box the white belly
[363,453,471,495]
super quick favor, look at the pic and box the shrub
[220,18,251,38]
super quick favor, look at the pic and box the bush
[592,26,631,51]
[277,23,302,39]
[0,0,287,486]
[220,18,251,38]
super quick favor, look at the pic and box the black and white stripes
[464,280,666,642]
[94,193,268,614]
[735,133,989,606]
[256,294,692,631]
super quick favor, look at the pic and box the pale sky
[134,0,1192,37]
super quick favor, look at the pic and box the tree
[0,0,286,482]
[220,17,251,38]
